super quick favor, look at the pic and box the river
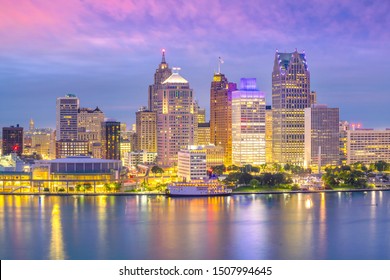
[0,191,389,259]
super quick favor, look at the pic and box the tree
[374,161,388,172]
[238,173,253,185]
[211,165,225,175]
[250,179,259,188]
[151,165,164,176]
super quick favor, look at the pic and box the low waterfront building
[123,151,157,169]
[178,147,207,182]
[347,129,390,164]
[56,140,89,158]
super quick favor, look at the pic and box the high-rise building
[136,106,157,153]
[209,72,237,166]
[304,105,340,171]
[339,121,349,165]
[156,68,197,166]
[56,94,79,141]
[2,125,23,156]
[77,107,105,156]
[101,120,121,160]
[347,129,390,164]
[272,50,311,165]
[197,122,210,145]
[265,106,273,163]
[148,49,172,112]
[232,78,266,166]
[197,107,206,123]
[29,118,35,131]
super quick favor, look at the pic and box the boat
[166,180,232,197]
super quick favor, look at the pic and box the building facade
[304,105,340,171]
[265,105,273,163]
[178,148,207,182]
[156,69,197,166]
[232,78,266,166]
[347,129,390,164]
[272,50,311,165]
[209,72,237,166]
[55,140,89,159]
[136,107,157,153]
[101,120,121,160]
[77,107,105,152]
[56,94,79,141]
[197,122,210,146]
[2,125,23,156]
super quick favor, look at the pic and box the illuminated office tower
[197,122,210,145]
[347,129,390,164]
[136,106,157,153]
[148,49,172,112]
[272,50,311,165]
[156,68,197,166]
[31,129,55,159]
[101,120,121,160]
[265,106,273,163]
[197,107,206,123]
[304,105,340,172]
[210,72,237,166]
[232,78,266,166]
[2,125,23,156]
[339,121,349,165]
[55,140,89,158]
[56,94,79,141]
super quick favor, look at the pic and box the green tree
[151,165,164,177]
[211,165,225,175]
[249,179,259,188]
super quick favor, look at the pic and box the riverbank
[1,187,390,196]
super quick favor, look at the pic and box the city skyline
[1,0,390,130]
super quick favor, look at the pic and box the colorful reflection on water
[0,192,390,260]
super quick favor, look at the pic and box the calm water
[1,192,390,260]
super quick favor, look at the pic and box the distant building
[304,105,340,171]
[2,125,23,156]
[31,129,55,159]
[178,147,207,182]
[347,129,390,164]
[232,78,266,166]
[210,72,237,166]
[101,120,121,160]
[197,107,206,123]
[197,122,210,146]
[136,107,157,153]
[272,50,311,165]
[56,94,79,141]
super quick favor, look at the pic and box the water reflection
[49,203,66,259]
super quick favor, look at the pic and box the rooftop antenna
[218,57,224,74]
[161,48,166,63]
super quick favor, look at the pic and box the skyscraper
[101,120,121,160]
[156,68,197,166]
[209,72,237,166]
[272,50,311,165]
[2,125,23,156]
[136,106,157,153]
[304,105,340,171]
[265,105,273,163]
[56,94,79,141]
[77,106,105,155]
[148,49,172,112]
[232,78,266,166]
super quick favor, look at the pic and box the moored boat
[166,180,232,197]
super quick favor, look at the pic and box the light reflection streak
[49,204,66,259]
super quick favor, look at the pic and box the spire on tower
[161,48,166,63]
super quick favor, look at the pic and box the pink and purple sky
[1,0,390,130]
